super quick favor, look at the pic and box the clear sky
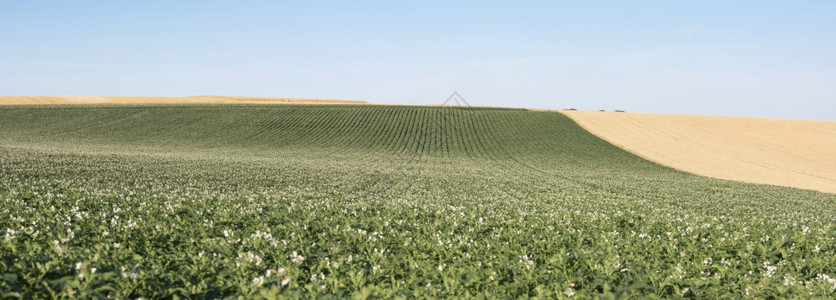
[2,1,835,120]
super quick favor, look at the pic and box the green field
[1,104,834,298]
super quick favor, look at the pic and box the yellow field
[0,95,366,105]
[562,111,836,193]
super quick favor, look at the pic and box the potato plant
[1,105,834,298]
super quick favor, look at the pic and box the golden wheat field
[0,95,366,105]
[563,110,836,193]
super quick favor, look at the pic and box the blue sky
[2,1,835,120]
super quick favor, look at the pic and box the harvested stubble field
[563,111,836,194]
[1,104,835,298]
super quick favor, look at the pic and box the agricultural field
[1,104,835,298]
[563,110,836,194]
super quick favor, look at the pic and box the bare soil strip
[0,95,366,105]
[562,110,836,193]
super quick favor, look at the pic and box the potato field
[1,105,835,298]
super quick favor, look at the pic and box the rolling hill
[563,111,836,193]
